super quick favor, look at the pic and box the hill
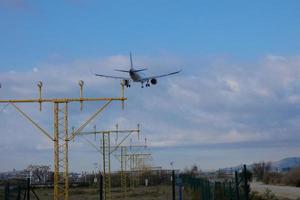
[220,157,300,173]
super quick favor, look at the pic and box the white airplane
[95,53,181,88]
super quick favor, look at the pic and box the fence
[178,165,251,200]
[1,178,40,200]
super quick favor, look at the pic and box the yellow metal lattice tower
[0,81,126,200]
[120,146,127,198]
[127,153,151,188]
[77,125,140,200]
[114,145,147,195]
[53,103,69,200]
[102,132,111,200]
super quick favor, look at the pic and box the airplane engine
[123,79,130,87]
[150,78,157,85]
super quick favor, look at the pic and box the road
[251,182,300,199]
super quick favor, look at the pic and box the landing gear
[141,82,151,88]
[122,79,131,88]
[145,81,150,87]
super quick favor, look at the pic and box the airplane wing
[141,70,181,81]
[95,73,129,80]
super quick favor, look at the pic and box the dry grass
[4,185,173,200]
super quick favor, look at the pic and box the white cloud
[33,67,39,73]
[223,79,240,93]
[1,54,300,171]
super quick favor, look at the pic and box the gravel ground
[251,182,300,200]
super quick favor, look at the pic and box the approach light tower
[127,153,152,188]
[0,81,126,200]
[77,124,140,200]
[113,144,148,198]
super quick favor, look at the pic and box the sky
[1,0,300,172]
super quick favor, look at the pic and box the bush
[263,172,282,185]
[281,167,300,187]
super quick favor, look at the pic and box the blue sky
[1,0,300,69]
[1,0,300,172]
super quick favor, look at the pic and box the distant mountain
[220,157,300,173]
[271,157,300,171]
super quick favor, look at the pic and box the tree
[26,165,51,183]
[184,164,201,177]
[252,162,271,181]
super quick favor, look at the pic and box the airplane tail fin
[130,52,133,69]
[129,52,148,72]
[114,52,133,73]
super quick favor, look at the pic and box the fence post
[17,185,21,200]
[4,182,9,200]
[172,170,175,200]
[235,171,240,200]
[178,183,182,200]
[229,181,233,200]
[26,178,30,200]
[208,180,211,200]
[243,165,250,200]
[205,180,210,200]
[99,173,103,200]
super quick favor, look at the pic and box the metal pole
[102,133,106,200]
[235,171,240,200]
[99,173,103,200]
[53,103,59,200]
[64,103,69,200]
[120,147,127,198]
[243,165,249,200]
[121,81,125,109]
[178,183,182,200]
[26,178,30,200]
[37,81,42,111]
[229,181,233,200]
[172,170,175,200]
[17,185,21,200]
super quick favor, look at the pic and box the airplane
[95,53,181,88]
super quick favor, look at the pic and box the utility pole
[0,81,126,200]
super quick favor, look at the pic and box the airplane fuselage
[129,69,144,82]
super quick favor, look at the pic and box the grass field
[1,185,175,200]
[2,184,300,200]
